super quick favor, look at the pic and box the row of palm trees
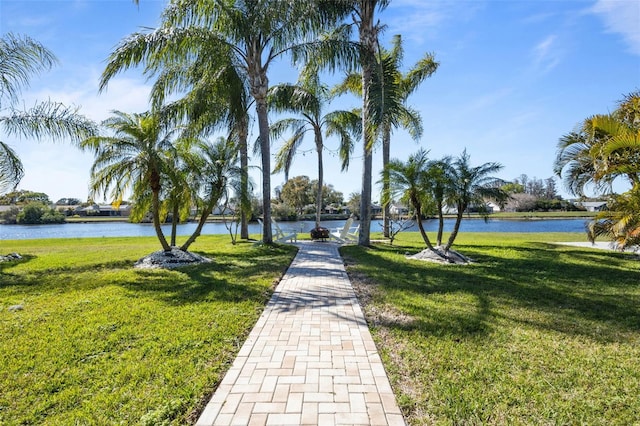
[554,91,640,249]
[101,0,441,246]
[384,148,508,259]
[2,1,445,249]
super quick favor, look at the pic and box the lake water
[0,218,590,241]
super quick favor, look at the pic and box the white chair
[331,218,359,243]
[271,218,297,243]
[257,218,297,243]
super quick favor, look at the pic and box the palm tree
[310,0,390,245]
[425,156,454,246]
[179,136,241,251]
[335,34,438,237]
[0,33,96,192]
[269,71,361,228]
[81,111,176,252]
[352,0,388,247]
[587,186,640,250]
[585,91,640,250]
[157,38,254,240]
[383,148,437,251]
[443,150,507,252]
[554,115,620,196]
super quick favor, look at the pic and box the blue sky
[1,0,638,203]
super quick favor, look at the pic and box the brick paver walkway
[196,241,405,426]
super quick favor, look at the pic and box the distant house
[78,204,131,217]
[486,202,502,213]
[576,201,608,212]
[389,203,409,216]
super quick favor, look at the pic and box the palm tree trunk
[248,56,273,244]
[238,118,250,240]
[436,199,444,246]
[180,199,216,251]
[170,201,179,247]
[152,189,171,252]
[358,11,375,247]
[444,202,465,252]
[315,129,323,228]
[413,202,436,251]
[255,96,272,244]
[382,125,391,238]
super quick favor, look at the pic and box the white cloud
[531,35,561,74]
[384,0,484,45]
[590,0,640,55]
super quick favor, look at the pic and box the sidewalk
[196,241,405,426]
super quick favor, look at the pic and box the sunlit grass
[0,235,296,425]
[342,232,640,425]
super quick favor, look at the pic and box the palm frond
[2,100,97,143]
[0,141,25,192]
[0,33,57,105]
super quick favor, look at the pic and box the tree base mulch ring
[134,247,212,269]
[406,246,473,264]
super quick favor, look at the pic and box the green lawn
[0,236,296,425]
[342,232,640,425]
[2,232,638,425]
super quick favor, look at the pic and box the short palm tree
[383,148,437,251]
[444,150,507,252]
[81,111,177,251]
[425,156,454,246]
[179,136,241,251]
[588,186,640,250]
[554,115,620,196]
[269,71,360,228]
[0,33,95,192]
[585,91,640,250]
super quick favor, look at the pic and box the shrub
[16,202,65,224]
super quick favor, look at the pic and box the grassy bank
[0,236,296,425]
[342,232,640,425]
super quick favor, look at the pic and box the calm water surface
[0,218,589,240]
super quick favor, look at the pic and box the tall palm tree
[383,148,437,251]
[81,110,176,252]
[335,34,438,237]
[443,150,507,252]
[0,33,96,192]
[157,37,254,240]
[269,71,361,228]
[313,0,390,245]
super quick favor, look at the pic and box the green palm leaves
[82,110,240,252]
[555,91,640,250]
[0,33,96,193]
[269,74,360,228]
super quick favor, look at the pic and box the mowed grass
[0,236,296,425]
[342,232,640,425]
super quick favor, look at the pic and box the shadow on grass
[342,242,640,343]
[0,245,296,307]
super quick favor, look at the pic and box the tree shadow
[343,242,640,343]
[0,246,295,308]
